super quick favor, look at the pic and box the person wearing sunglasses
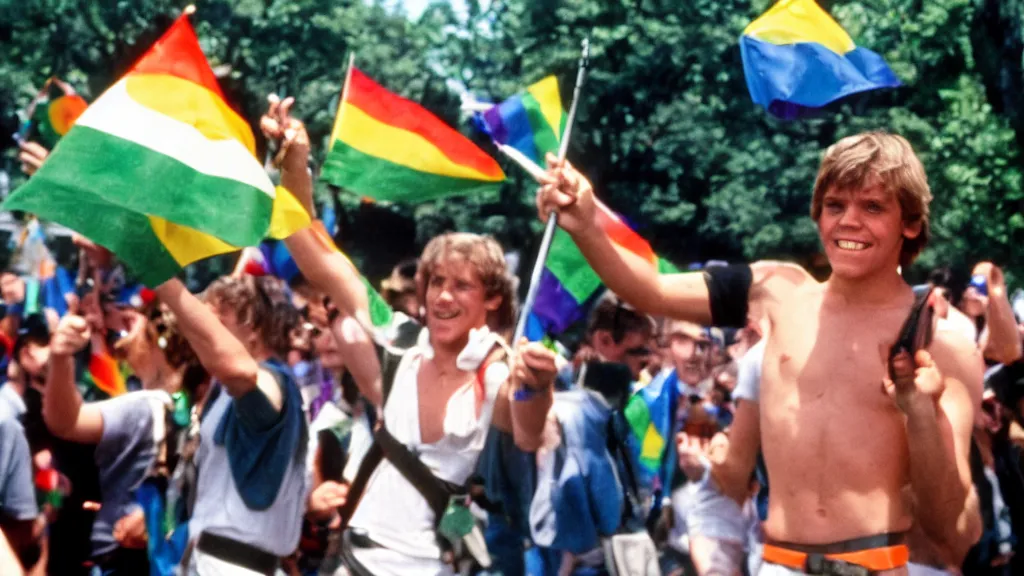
[579,293,656,383]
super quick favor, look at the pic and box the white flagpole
[511,37,590,346]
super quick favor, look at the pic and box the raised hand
[259,94,313,213]
[18,141,49,175]
[535,153,597,236]
[511,339,559,393]
[51,315,91,357]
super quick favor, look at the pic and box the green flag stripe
[4,177,181,286]
[12,126,275,248]
[322,140,503,202]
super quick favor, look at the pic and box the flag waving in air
[740,0,900,119]
[474,76,567,167]
[3,10,310,287]
[321,67,505,202]
[533,201,679,335]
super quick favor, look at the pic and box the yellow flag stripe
[337,103,504,182]
[743,0,855,55]
[126,73,256,155]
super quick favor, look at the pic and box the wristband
[513,386,539,402]
[7,302,23,317]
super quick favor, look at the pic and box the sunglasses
[624,345,651,357]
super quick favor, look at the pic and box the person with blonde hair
[537,132,983,575]
[260,97,557,576]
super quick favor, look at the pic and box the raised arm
[892,332,982,565]
[535,157,710,321]
[974,263,1023,365]
[536,157,802,326]
[330,314,383,407]
[43,315,104,444]
[153,278,266,401]
[259,96,372,326]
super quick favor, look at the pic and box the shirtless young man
[536,132,983,575]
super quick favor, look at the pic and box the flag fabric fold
[3,13,310,287]
[740,0,900,119]
[322,67,505,202]
[475,76,567,167]
[532,201,677,335]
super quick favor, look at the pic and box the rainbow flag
[475,76,567,167]
[19,78,88,149]
[86,349,127,397]
[740,0,900,119]
[321,67,505,202]
[3,13,309,287]
[533,201,679,335]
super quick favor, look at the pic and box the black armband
[702,264,753,328]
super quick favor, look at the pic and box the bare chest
[760,300,911,474]
[415,363,475,444]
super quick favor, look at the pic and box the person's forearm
[331,316,383,407]
[281,165,314,216]
[154,279,258,396]
[510,387,553,452]
[284,228,370,321]
[984,286,1023,364]
[905,400,969,549]
[42,354,83,440]
[571,225,712,323]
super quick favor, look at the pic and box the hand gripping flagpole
[512,38,590,346]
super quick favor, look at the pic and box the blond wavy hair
[811,132,933,268]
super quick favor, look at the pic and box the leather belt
[196,532,278,576]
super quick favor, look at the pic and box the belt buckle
[805,554,871,576]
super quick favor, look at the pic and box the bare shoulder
[751,260,815,291]
[749,260,817,310]
[929,328,983,407]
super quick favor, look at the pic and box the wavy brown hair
[416,233,517,336]
[204,275,298,359]
[811,132,932,269]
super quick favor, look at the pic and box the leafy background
[1,0,1022,291]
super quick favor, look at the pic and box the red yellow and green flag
[3,11,309,287]
[321,67,505,202]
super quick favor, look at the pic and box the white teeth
[837,240,867,250]
[435,311,458,320]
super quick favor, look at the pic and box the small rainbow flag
[321,67,505,202]
[86,349,127,397]
[533,201,679,335]
[740,0,900,119]
[3,12,309,287]
[475,76,567,167]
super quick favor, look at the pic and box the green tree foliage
[1,0,1022,285]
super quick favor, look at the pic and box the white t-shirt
[348,344,508,569]
[734,340,765,403]
[188,385,309,557]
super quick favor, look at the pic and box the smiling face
[811,132,932,271]
[424,255,501,349]
[818,184,921,281]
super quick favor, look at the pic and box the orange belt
[763,543,910,573]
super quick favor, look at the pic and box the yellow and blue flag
[740,0,900,119]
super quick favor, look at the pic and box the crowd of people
[0,99,1022,576]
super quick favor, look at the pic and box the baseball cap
[13,313,51,362]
